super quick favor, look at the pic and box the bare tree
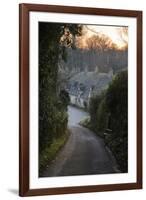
[85,34,115,51]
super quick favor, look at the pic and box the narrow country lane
[41,105,118,177]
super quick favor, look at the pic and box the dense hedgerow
[39,22,82,174]
[89,71,128,172]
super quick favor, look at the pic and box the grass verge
[39,130,69,176]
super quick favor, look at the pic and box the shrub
[96,98,108,134]
[89,93,104,131]
[59,89,70,109]
[79,116,91,128]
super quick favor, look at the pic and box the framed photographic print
[19,3,142,196]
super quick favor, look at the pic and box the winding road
[41,105,118,177]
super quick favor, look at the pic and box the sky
[77,25,128,49]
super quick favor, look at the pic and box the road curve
[41,126,117,177]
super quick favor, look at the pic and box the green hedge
[89,71,128,172]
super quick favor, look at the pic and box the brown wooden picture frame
[19,3,142,197]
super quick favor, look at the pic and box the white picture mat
[29,12,137,189]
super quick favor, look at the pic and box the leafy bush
[89,93,104,132]
[59,89,70,109]
[96,98,108,134]
[79,116,91,128]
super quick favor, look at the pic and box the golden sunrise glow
[76,25,128,50]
